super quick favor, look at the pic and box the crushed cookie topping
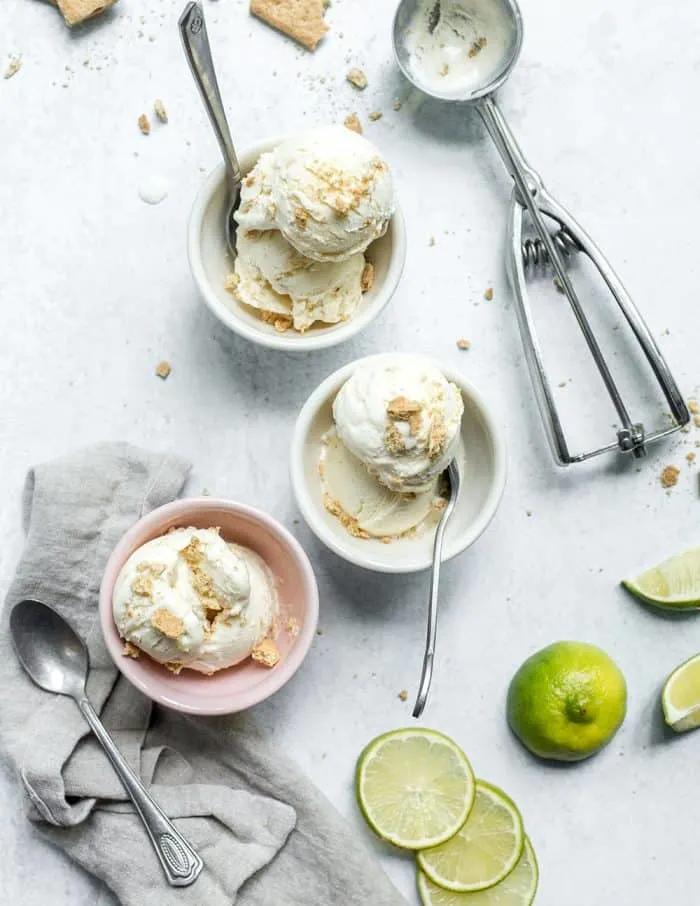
[251,638,281,668]
[360,261,375,292]
[131,574,154,597]
[428,414,447,460]
[384,423,406,454]
[324,493,371,539]
[294,207,309,229]
[151,607,185,639]
[122,641,141,659]
[387,396,423,436]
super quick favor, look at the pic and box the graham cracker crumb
[385,423,406,454]
[694,415,700,429]
[392,100,402,111]
[294,207,309,230]
[689,400,700,415]
[360,261,375,292]
[344,113,363,134]
[56,0,119,27]
[381,536,392,545]
[131,574,153,597]
[428,415,447,460]
[136,561,166,577]
[398,689,409,702]
[661,465,680,488]
[346,68,368,90]
[368,111,383,122]
[323,493,370,539]
[151,608,185,639]
[251,638,281,668]
[484,287,494,301]
[4,57,22,80]
[285,617,300,638]
[154,99,168,123]
[155,360,171,380]
[457,339,470,350]
[250,0,329,51]
[439,63,449,77]
[687,452,696,464]
[388,396,423,436]
[138,114,151,135]
[224,274,240,294]
[123,641,141,659]
[469,36,488,58]
[164,662,183,675]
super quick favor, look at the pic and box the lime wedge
[418,781,524,892]
[622,548,700,610]
[417,837,539,906]
[662,654,700,732]
[356,728,475,850]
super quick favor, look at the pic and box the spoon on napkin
[10,599,204,888]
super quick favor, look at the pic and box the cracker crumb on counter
[661,465,680,488]
[55,0,119,27]
[155,360,171,380]
[138,113,151,135]
[4,57,22,80]
[457,339,470,350]
[392,100,402,111]
[154,99,168,123]
[368,111,383,122]
[687,452,696,464]
[398,690,409,702]
[346,68,368,90]
[344,113,363,134]
[484,287,494,301]
[250,0,329,51]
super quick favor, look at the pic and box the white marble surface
[2,0,700,903]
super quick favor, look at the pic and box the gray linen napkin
[0,443,407,906]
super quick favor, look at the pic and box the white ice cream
[236,126,395,262]
[113,527,278,674]
[230,229,365,332]
[332,356,464,493]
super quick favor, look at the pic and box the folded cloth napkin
[0,443,407,906]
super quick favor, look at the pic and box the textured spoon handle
[178,1,241,189]
[78,698,203,887]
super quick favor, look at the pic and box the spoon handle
[78,698,203,887]
[179,1,241,190]
[413,460,460,718]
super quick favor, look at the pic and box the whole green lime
[507,641,627,762]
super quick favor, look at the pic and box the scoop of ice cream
[236,126,395,262]
[113,527,278,674]
[229,229,365,331]
[332,356,464,493]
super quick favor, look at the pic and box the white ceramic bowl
[187,135,407,352]
[290,353,508,573]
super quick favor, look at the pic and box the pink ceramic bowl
[99,498,319,715]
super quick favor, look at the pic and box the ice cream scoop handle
[77,697,204,887]
[178,2,241,190]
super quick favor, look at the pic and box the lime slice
[417,837,539,906]
[356,728,475,850]
[622,548,700,610]
[418,781,524,892]
[662,654,700,732]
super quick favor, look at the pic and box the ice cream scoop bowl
[99,498,319,715]
[393,0,688,464]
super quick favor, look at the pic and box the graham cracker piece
[56,0,119,28]
[250,0,329,51]
[388,396,423,436]
[251,638,281,668]
[151,607,185,639]
[122,641,141,659]
[344,113,363,134]
[360,261,375,292]
[385,423,406,454]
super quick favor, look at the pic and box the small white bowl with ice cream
[188,126,406,351]
[291,353,507,573]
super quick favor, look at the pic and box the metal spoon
[179,1,241,257]
[9,599,203,888]
[413,459,460,718]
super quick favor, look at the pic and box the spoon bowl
[392,0,523,102]
[10,599,88,698]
